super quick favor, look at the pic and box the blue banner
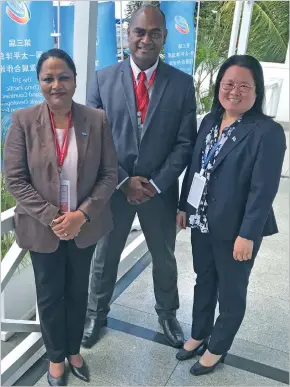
[1,1,54,141]
[96,1,118,70]
[160,1,196,75]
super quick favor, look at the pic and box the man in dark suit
[82,5,197,348]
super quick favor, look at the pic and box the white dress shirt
[130,55,159,98]
[117,56,161,193]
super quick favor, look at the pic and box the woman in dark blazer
[4,49,117,386]
[176,55,286,376]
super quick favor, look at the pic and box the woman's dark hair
[36,48,77,80]
[211,55,265,116]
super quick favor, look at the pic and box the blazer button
[212,197,216,202]
[213,176,218,180]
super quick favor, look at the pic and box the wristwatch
[78,209,91,223]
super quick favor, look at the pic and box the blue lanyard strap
[202,137,224,170]
[201,115,242,173]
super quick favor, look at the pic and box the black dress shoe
[190,353,227,376]
[47,371,66,386]
[176,337,208,361]
[81,318,107,348]
[158,317,184,348]
[69,359,90,382]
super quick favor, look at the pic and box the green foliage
[194,3,229,113]
[1,173,30,266]
[125,1,160,20]
[247,1,289,63]
[124,1,289,70]
[195,1,289,113]
[1,233,15,261]
[220,1,289,63]
[1,173,15,213]
[125,1,143,19]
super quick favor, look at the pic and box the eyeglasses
[221,82,254,94]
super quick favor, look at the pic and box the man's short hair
[130,5,167,29]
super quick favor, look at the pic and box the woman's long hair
[211,55,266,116]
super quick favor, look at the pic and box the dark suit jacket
[179,110,286,241]
[4,101,118,253]
[87,57,197,195]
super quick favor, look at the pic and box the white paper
[187,173,206,209]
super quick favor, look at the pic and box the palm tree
[220,1,289,63]
[125,1,160,20]
[195,1,289,113]
[125,1,289,63]
[194,35,226,114]
[123,1,289,113]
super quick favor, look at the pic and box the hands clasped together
[176,211,254,262]
[121,176,158,205]
[51,211,86,240]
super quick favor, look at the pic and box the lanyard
[200,135,227,175]
[49,109,72,172]
[200,115,242,176]
[131,68,157,94]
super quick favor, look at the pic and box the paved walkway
[32,177,289,386]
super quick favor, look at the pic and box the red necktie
[135,71,149,124]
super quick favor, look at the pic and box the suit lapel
[72,102,89,176]
[211,118,256,173]
[186,112,258,185]
[36,102,59,177]
[121,58,139,145]
[141,61,169,141]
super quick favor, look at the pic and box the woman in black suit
[176,55,286,376]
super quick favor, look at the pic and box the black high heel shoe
[190,353,227,376]
[47,369,66,386]
[68,357,90,382]
[176,337,209,361]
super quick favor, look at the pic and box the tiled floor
[35,178,289,385]
[35,329,287,386]
[166,362,285,386]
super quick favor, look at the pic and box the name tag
[187,173,206,209]
[60,179,70,213]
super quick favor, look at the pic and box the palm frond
[220,1,289,63]
[247,2,289,62]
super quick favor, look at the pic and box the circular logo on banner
[5,1,31,24]
[174,15,189,34]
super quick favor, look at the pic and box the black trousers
[190,229,262,355]
[30,240,96,363]
[87,188,179,320]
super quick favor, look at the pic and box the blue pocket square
[82,132,87,136]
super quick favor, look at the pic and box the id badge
[60,179,70,213]
[187,173,206,209]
